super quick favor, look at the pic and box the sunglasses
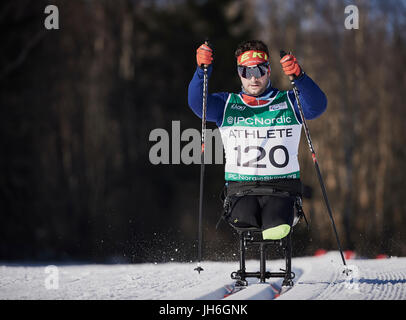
[237,62,269,79]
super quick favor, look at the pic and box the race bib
[219,92,302,181]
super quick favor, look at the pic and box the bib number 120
[233,145,289,168]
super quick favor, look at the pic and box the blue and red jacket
[188,65,327,126]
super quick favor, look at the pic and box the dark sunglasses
[237,63,269,79]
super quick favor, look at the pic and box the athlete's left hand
[280,54,302,78]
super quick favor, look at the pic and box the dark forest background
[1,0,405,263]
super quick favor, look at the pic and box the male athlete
[188,40,327,240]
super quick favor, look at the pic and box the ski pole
[194,40,210,274]
[280,50,348,269]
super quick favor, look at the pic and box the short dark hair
[234,40,269,59]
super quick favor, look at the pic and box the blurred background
[1,0,405,263]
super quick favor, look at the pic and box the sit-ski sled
[219,184,309,297]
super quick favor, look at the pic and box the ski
[223,280,293,299]
[223,282,247,298]
[270,282,293,298]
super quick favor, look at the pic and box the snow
[1,252,406,300]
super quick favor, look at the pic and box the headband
[237,50,269,66]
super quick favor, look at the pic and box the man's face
[239,71,269,96]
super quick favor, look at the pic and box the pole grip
[280,50,295,82]
[203,38,210,70]
[280,50,288,58]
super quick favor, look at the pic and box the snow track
[278,252,406,300]
[1,253,405,300]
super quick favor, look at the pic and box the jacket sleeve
[288,73,327,122]
[187,65,228,127]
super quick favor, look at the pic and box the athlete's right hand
[196,43,213,68]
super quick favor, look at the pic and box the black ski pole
[280,50,348,270]
[194,40,210,274]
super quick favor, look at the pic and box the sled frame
[230,227,295,287]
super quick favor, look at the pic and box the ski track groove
[294,256,406,300]
[363,267,406,300]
